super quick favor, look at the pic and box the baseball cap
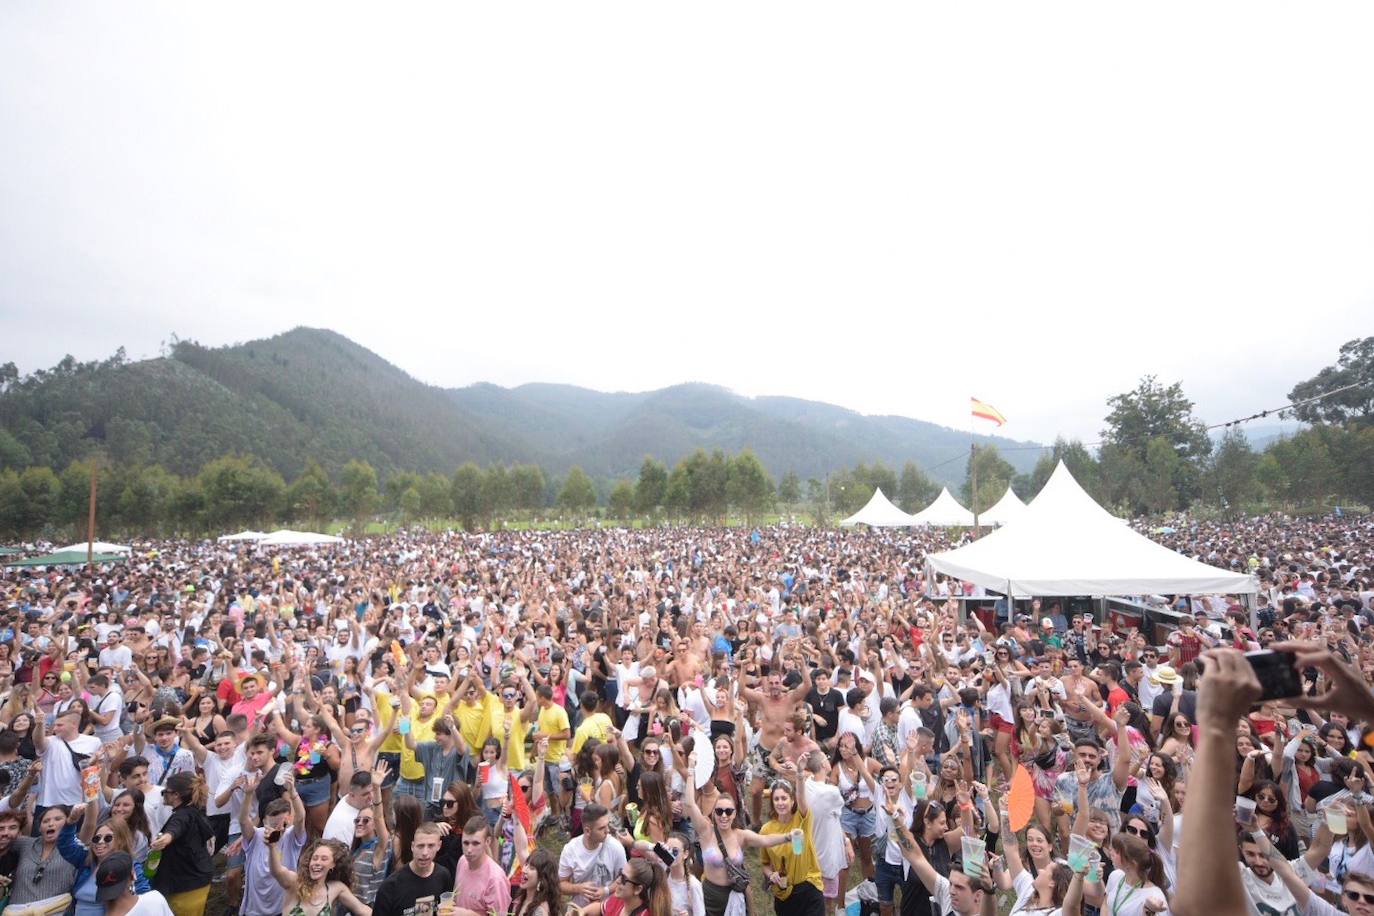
[95,851,133,901]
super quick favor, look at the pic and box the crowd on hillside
[0,514,1370,916]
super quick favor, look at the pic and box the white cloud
[1,2,1370,444]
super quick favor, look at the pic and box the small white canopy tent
[925,462,1258,597]
[908,488,977,527]
[53,541,131,555]
[257,529,345,547]
[840,488,918,527]
[217,530,268,542]
[979,488,1027,526]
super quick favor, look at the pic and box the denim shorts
[295,774,332,808]
[874,860,905,905]
[840,804,877,838]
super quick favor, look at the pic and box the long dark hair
[111,787,153,845]
[624,857,672,916]
[1110,833,1168,891]
[1249,778,1291,838]
[393,794,422,866]
[513,848,561,916]
[445,782,480,830]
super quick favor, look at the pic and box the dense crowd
[0,515,1370,916]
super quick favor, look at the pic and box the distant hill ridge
[0,327,1043,486]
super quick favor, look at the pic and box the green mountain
[0,327,1043,486]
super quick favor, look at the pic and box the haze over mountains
[0,327,1044,487]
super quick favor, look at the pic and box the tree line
[0,337,1369,540]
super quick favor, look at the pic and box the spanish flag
[971,397,1006,427]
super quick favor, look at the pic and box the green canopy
[3,550,127,568]
[0,547,21,556]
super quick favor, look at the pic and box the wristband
[958,802,973,811]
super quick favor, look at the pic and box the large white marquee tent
[256,529,346,547]
[908,488,977,527]
[54,541,131,555]
[839,488,917,527]
[925,462,1257,597]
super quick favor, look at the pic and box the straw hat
[1150,665,1180,686]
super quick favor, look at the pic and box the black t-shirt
[805,688,842,741]
[253,763,286,820]
[371,864,454,916]
[1151,690,1198,725]
[153,804,215,894]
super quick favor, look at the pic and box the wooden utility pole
[971,443,980,535]
[86,462,98,568]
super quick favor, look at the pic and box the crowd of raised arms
[0,516,1371,916]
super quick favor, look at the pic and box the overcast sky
[2,3,1371,445]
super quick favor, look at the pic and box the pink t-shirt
[231,691,275,728]
[454,854,511,915]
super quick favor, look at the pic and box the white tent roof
[925,462,1258,596]
[217,530,268,542]
[840,488,917,527]
[979,488,1027,526]
[908,488,977,527]
[257,529,345,547]
[54,541,131,555]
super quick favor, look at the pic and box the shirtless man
[740,668,813,824]
[769,711,821,772]
[1058,657,1099,742]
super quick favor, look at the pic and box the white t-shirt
[1240,865,1299,916]
[37,733,102,806]
[204,746,247,820]
[98,645,133,669]
[558,838,627,907]
[1101,870,1169,916]
[323,795,367,845]
[125,890,175,916]
[804,779,846,880]
[90,689,126,743]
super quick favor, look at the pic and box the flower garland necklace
[295,732,330,774]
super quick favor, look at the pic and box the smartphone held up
[1245,650,1303,702]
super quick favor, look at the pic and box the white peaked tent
[257,529,346,547]
[908,488,977,527]
[979,488,1027,526]
[54,541,131,555]
[217,530,268,542]
[925,462,1258,596]
[840,487,917,527]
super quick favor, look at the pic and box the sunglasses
[442,799,458,808]
[354,816,372,825]
[642,749,660,756]
[349,727,367,736]
[92,833,115,845]
[1122,824,1149,838]
[615,873,641,887]
[714,807,735,816]
[1347,890,1374,906]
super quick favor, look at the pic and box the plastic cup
[791,828,804,855]
[1235,796,1256,827]
[1326,806,1348,835]
[961,835,986,878]
[912,774,927,800]
[398,716,411,735]
[1067,833,1093,873]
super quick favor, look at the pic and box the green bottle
[144,849,162,877]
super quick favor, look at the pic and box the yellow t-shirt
[760,809,822,900]
[455,694,494,753]
[400,710,439,781]
[372,687,403,754]
[488,698,531,772]
[571,711,612,754]
[537,702,572,763]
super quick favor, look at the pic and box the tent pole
[86,462,97,570]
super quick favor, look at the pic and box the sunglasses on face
[442,799,458,808]
[92,833,115,845]
[615,873,641,887]
[1347,889,1374,905]
[354,816,372,825]
[714,807,735,816]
